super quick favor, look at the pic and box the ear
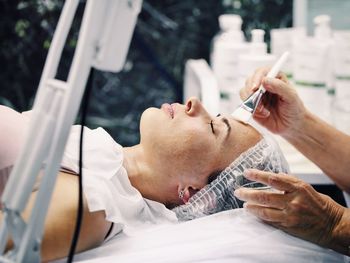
[178,186,200,204]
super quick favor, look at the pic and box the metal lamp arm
[0,1,141,262]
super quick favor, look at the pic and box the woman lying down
[0,97,288,261]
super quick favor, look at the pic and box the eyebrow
[222,117,231,137]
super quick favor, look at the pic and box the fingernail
[264,78,273,85]
[261,107,270,116]
[234,189,241,198]
[243,202,248,208]
[244,169,253,178]
[256,104,263,113]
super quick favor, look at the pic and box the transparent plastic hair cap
[173,134,289,221]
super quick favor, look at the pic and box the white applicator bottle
[210,14,250,114]
[292,14,333,123]
[237,29,276,96]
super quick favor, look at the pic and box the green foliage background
[0,0,292,145]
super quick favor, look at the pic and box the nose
[185,97,208,117]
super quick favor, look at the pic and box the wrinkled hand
[240,68,307,137]
[234,169,345,248]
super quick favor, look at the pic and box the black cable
[67,68,94,263]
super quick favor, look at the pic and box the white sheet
[54,209,347,263]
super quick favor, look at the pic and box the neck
[123,145,175,205]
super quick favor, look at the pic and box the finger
[262,78,297,104]
[245,76,260,92]
[252,67,271,89]
[254,110,270,119]
[243,169,299,192]
[245,76,254,90]
[243,203,284,223]
[254,111,270,119]
[254,102,271,118]
[276,71,289,83]
[234,188,287,209]
[241,77,259,101]
[241,67,274,101]
[239,86,251,101]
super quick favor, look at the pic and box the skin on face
[138,97,262,205]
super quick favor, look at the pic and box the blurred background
[0,0,294,146]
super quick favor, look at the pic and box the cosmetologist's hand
[234,169,346,250]
[240,68,307,137]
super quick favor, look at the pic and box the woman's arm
[3,172,112,261]
[284,111,350,193]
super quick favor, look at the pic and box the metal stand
[0,1,141,262]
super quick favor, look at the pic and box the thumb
[262,77,297,104]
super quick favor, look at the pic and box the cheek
[160,130,195,158]
[141,115,219,174]
[172,130,218,170]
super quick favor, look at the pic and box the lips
[161,103,175,119]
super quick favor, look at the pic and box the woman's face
[139,97,261,203]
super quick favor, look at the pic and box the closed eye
[209,120,215,134]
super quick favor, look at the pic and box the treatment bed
[54,208,348,263]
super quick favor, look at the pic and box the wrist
[281,109,312,143]
[326,202,350,255]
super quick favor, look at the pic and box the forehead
[216,116,262,162]
[210,115,236,148]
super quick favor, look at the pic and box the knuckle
[268,173,279,185]
[295,181,306,190]
[259,208,269,219]
[277,71,288,81]
[257,192,269,205]
[288,199,306,213]
[283,216,298,227]
[297,181,313,193]
[303,182,313,191]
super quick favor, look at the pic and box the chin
[140,107,158,129]
[139,107,165,145]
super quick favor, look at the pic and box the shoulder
[40,172,112,261]
[62,126,124,175]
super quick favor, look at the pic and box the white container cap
[313,14,332,39]
[219,14,242,31]
[250,29,267,54]
[313,14,331,26]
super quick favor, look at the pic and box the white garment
[61,126,178,238]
